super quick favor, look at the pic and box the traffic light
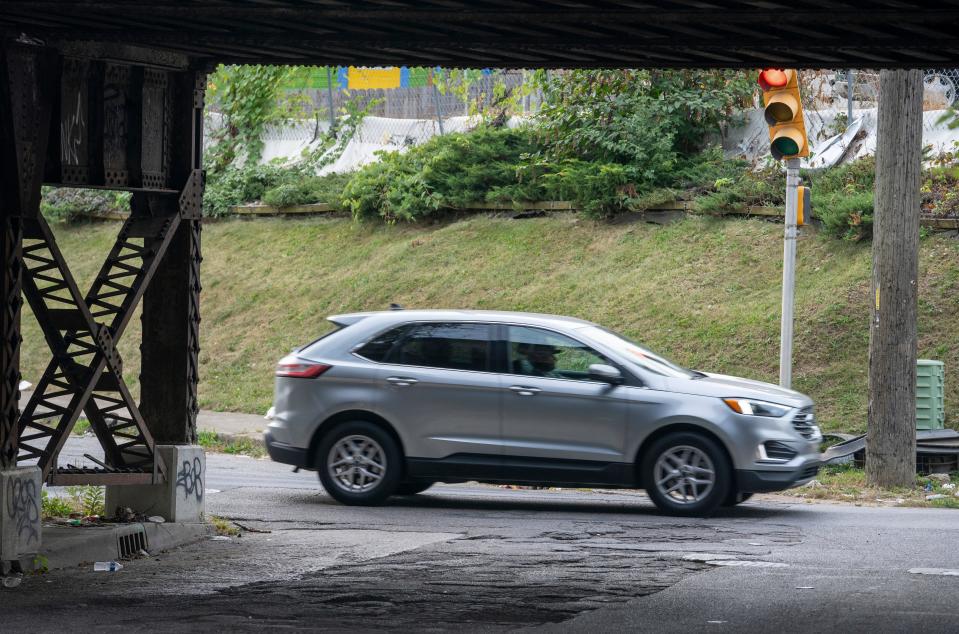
[758,69,809,160]
[796,185,810,226]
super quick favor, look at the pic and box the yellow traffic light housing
[758,69,809,160]
[796,185,810,226]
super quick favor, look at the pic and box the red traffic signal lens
[758,69,789,90]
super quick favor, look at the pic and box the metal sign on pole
[779,158,801,388]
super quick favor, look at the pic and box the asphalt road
[8,437,959,633]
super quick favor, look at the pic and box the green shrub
[41,490,73,519]
[342,126,540,221]
[921,166,959,218]
[806,156,876,240]
[63,485,105,517]
[203,161,308,216]
[261,172,351,209]
[692,166,783,214]
[40,187,130,223]
[815,190,874,240]
[538,159,634,218]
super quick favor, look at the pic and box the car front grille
[763,441,798,461]
[792,406,817,439]
[799,463,821,480]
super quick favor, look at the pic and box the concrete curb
[36,521,211,571]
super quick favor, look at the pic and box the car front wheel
[642,432,731,517]
[317,421,402,505]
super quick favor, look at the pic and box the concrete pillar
[105,445,205,523]
[0,467,41,565]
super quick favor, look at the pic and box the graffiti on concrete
[175,457,203,502]
[6,477,39,545]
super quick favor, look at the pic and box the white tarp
[724,107,959,169]
[216,107,959,175]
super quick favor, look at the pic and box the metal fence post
[325,66,336,132]
[432,76,445,135]
[847,68,855,122]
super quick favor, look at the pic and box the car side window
[507,326,611,381]
[355,325,413,362]
[379,322,492,372]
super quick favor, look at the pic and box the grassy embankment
[21,214,959,436]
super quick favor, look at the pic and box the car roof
[328,309,599,330]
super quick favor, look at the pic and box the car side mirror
[588,363,623,385]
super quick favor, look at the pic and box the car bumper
[736,460,821,493]
[264,431,311,468]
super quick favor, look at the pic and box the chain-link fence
[727,68,959,166]
[801,68,958,123]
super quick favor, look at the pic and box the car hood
[662,371,812,408]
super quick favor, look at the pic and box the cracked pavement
[4,450,959,632]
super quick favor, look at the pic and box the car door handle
[386,377,419,387]
[509,385,541,396]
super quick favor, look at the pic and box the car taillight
[275,362,331,378]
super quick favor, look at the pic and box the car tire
[317,421,402,505]
[722,491,754,507]
[642,432,731,517]
[394,481,434,496]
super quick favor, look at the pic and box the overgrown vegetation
[41,486,106,518]
[209,515,241,536]
[203,87,375,217]
[781,464,959,509]
[197,429,265,458]
[40,187,130,223]
[341,69,755,221]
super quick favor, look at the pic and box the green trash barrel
[916,359,945,430]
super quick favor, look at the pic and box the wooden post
[866,69,922,488]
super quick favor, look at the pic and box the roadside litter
[93,561,123,572]
[2,575,22,588]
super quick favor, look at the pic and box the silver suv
[266,310,822,516]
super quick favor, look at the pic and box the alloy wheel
[653,445,716,505]
[327,434,388,493]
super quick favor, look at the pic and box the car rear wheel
[643,432,731,517]
[317,421,402,505]
[393,481,434,496]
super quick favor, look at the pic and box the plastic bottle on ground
[93,561,123,572]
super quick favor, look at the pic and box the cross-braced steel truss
[18,174,202,485]
[0,33,206,485]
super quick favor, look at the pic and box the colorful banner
[282,66,493,91]
[346,66,402,90]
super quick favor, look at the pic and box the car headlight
[723,398,792,418]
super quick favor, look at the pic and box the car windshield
[577,326,697,379]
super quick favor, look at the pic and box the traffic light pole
[779,157,801,388]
